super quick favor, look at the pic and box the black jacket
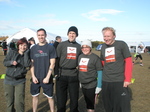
[3,49,31,85]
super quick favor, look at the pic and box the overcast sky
[0,0,150,42]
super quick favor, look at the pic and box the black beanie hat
[67,26,78,36]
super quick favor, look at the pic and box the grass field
[0,48,150,112]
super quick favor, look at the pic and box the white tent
[6,28,68,44]
[141,41,150,52]
[127,41,150,53]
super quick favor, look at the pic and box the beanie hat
[81,40,92,48]
[67,26,78,36]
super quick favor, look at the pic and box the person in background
[49,40,54,46]
[144,47,150,55]
[3,37,31,112]
[133,45,144,66]
[53,36,62,49]
[100,27,132,112]
[2,40,8,56]
[78,40,102,112]
[53,36,62,77]
[9,40,16,50]
[30,28,56,112]
[28,37,36,49]
[56,26,81,112]
[130,46,135,53]
[147,47,150,55]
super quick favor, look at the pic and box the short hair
[55,36,61,40]
[37,28,47,35]
[28,37,34,41]
[30,39,35,44]
[17,37,28,48]
[102,27,116,36]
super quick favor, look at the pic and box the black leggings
[135,54,142,60]
[82,87,96,109]
[3,50,7,56]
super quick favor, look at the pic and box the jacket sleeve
[3,50,14,67]
[124,57,132,82]
[101,61,104,66]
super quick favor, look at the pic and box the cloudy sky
[0,0,150,42]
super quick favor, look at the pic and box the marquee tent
[141,41,150,52]
[6,28,68,44]
[127,41,150,53]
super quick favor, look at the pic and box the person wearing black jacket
[1,40,7,56]
[3,37,31,112]
[53,36,62,49]
[53,36,62,76]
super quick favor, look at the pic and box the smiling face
[102,30,116,45]
[68,31,77,42]
[81,45,91,55]
[37,30,46,44]
[18,43,28,54]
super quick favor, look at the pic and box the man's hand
[32,76,39,84]
[43,77,49,84]
[123,81,131,87]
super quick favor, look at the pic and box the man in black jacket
[53,36,62,49]
[53,36,62,77]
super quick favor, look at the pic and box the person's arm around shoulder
[43,58,55,84]
[124,57,133,87]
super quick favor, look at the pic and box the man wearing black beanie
[67,26,78,37]
[56,26,81,112]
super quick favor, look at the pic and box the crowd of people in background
[1,26,149,112]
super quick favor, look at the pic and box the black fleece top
[3,49,31,85]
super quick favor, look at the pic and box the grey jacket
[3,49,31,85]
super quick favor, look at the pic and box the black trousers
[102,81,131,112]
[56,76,79,112]
[3,50,7,56]
[135,54,143,60]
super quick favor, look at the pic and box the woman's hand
[12,61,18,66]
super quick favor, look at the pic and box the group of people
[1,37,35,56]
[3,26,133,112]
[1,40,17,56]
